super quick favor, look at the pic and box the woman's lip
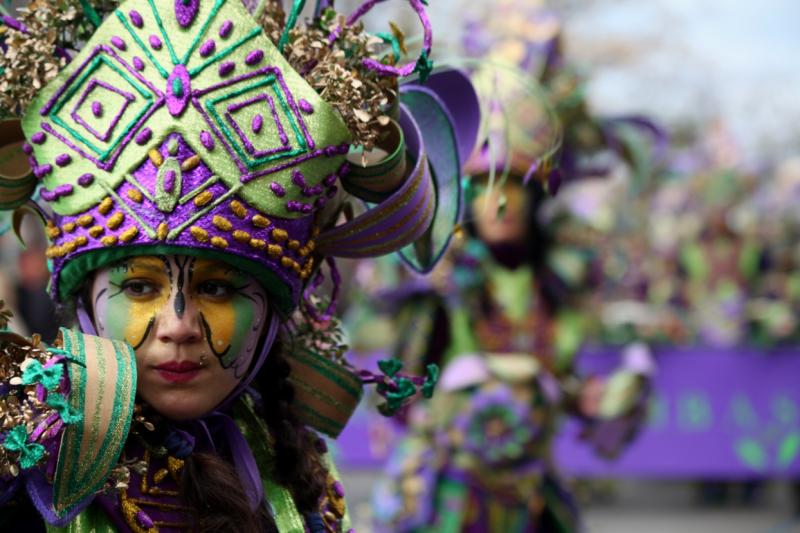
[155,361,202,372]
[153,361,203,384]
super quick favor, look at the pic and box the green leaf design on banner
[735,438,766,471]
[778,432,800,468]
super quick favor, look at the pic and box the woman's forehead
[110,255,241,276]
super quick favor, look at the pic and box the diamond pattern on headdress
[23,0,351,221]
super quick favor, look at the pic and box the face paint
[89,255,270,420]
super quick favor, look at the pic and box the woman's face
[471,180,529,246]
[89,255,269,420]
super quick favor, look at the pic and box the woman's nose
[156,292,202,344]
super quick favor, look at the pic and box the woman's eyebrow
[124,258,169,275]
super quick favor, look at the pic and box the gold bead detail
[148,148,163,167]
[76,214,94,227]
[101,235,118,246]
[212,216,232,231]
[230,200,247,219]
[126,188,143,203]
[210,236,228,249]
[194,190,213,207]
[233,230,251,243]
[249,239,266,250]
[107,212,124,230]
[267,244,282,257]
[63,222,76,233]
[287,239,300,251]
[181,154,201,172]
[190,226,209,243]
[157,223,168,240]
[74,236,88,247]
[98,197,113,215]
[119,226,139,243]
[251,214,270,228]
[271,228,288,242]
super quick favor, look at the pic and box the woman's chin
[140,389,228,421]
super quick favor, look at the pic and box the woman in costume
[0,0,478,530]
[372,4,656,531]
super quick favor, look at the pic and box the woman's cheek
[104,295,164,347]
[197,297,257,370]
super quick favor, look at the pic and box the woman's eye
[197,281,232,298]
[121,280,157,298]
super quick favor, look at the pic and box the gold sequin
[46,225,61,239]
[148,148,163,167]
[157,223,168,241]
[281,257,295,269]
[251,214,270,228]
[230,200,247,218]
[45,246,64,258]
[107,212,124,230]
[267,244,282,257]
[249,239,266,250]
[63,222,76,233]
[181,154,201,171]
[194,190,213,207]
[119,226,139,243]
[101,235,118,246]
[76,214,94,227]
[212,216,232,231]
[88,225,104,238]
[306,240,316,253]
[288,239,300,251]
[233,230,251,243]
[126,189,143,203]
[98,197,113,215]
[190,226,209,243]
[210,236,228,249]
[153,469,169,484]
[74,236,88,247]
[271,228,288,242]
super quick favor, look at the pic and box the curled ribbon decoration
[2,425,45,470]
[361,359,440,416]
[21,360,64,391]
[46,394,83,425]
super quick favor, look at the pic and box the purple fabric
[401,69,481,167]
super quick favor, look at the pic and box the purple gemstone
[91,101,103,117]
[55,154,72,167]
[301,204,313,214]
[251,114,263,134]
[111,36,126,50]
[40,189,56,201]
[218,61,235,77]
[22,143,32,155]
[332,481,346,498]
[219,20,233,38]
[31,132,46,144]
[337,162,351,176]
[34,164,52,179]
[324,174,337,187]
[166,65,191,117]
[133,56,145,71]
[54,184,73,197]
[135,127,153,145]
[163,170,176,193]
[326,185,338,198]
[315,196,327,209]
[199,39,216,57]
[129,10,143,28]
[292,170,305,187]
[270,182,286,197]
[245,49,264,66]
[149,35,162,50]
[175,0,200,28]
[200,131,215,151]
[78,173,94,187]
[135,510,154,529]
[286,200,299,211]
[298,99,313,114]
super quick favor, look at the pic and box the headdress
[0,0,480,475]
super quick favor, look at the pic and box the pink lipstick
[154,360,203,383]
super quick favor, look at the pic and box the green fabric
[22,0,351,219]
[46,504,117,533]
[57,243,294,315]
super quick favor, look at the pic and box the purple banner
[333,347,800,478]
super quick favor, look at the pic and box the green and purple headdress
[0,0,479,314]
